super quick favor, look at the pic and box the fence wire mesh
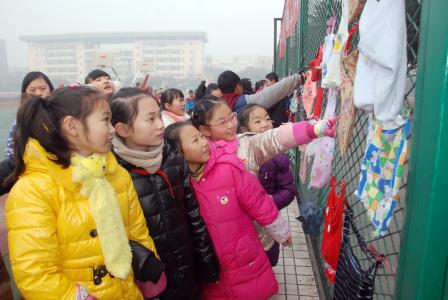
[275,0,421,299]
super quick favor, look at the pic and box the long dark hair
[21,71,54,94]
[241,78,254,95]
[5,86,103,186]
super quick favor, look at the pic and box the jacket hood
[205,138,245,176]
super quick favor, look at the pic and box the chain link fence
[275,0,421,298]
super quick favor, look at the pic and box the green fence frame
[396,0,448,299]
[274,0,424,299]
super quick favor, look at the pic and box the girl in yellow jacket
[5,86,158,300]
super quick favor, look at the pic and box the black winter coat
[115,141,219,300]
[268,96,291,127]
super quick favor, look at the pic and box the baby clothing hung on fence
[321,177,346,283]
[353,0,407,122]
[301,76,317,118]
[355,117,411,238]
[338,25,360,155]
[297,198,324,238]
[320,16,337,86]
[348,0,367,23]
[322,0,349,88]
[299,145,308,184]
[309,88,338,189]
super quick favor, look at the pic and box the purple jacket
[258,154,297,211]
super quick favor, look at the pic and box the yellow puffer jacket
[6,139,157,300]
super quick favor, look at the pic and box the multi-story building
[20,31,207,83]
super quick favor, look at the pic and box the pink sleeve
[265,214,291,244]
[278,121,315,149]
[234,167,279,226]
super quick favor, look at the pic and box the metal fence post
[274,18,282,72]
[396,0,448,299]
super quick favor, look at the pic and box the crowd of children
[0,68,337,300]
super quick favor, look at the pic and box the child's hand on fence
[314,116,340,138]
[282,236,293,248]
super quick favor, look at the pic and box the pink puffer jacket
[191,139,280,300]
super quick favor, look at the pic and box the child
[160,88,190,127]
[165,122,292,300]
[5,71,54,159]
[191,98,337,175]
[191,98,337,262]
[185,89,196,115]
[238,104,298,266]
[5,86,158,299]
[110,88,219,300]
[85,69,115,99]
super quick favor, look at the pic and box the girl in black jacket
[110,88,219,300]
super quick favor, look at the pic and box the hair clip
[69,83,81,89]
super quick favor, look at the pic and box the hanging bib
[322,0,349,88]
[355,117,411,237]
[309,89,338,189]
[320,16,337,86]
[338,25,360,155]
[301,76,317,118]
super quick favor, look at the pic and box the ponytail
[5,86,102,186]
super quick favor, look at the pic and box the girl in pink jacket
[191,97,337,175]
[189,97,338,255]
[165,122,292,300]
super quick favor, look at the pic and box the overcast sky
[0,0,284,68]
